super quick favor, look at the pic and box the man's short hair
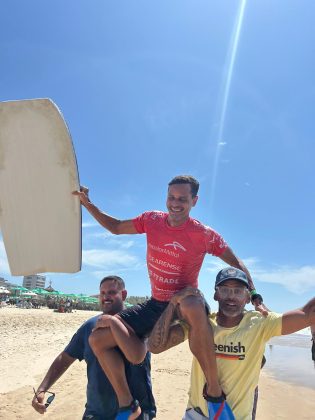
[168,175,199,198]
[99,275,125,290]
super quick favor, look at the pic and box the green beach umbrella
[31,288,49,295]
[10,286,28,296]
[10,286,28,292]
[21,291,38,298]
[49,290,65,296]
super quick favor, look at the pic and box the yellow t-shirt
[183,311,282,420]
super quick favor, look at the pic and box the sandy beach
[1,307,314,420]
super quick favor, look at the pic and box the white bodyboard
[0,98,81,275]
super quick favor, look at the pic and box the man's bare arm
[32,352,75,413]
[282,297,315,335]
[73,186,137,234]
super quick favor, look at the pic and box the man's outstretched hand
[252,298,269,316]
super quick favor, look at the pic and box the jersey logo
[214,342,245,361]
[164,241,186,251]
[216,353,245,361]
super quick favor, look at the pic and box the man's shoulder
[188,218,217,234]
[137,210,167,221]
[244,310,282,319]
[241,310,280,320]
[209,311,282,326]
[146,210,167,218]
[78,313,101,330]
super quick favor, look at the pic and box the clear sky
[0,0,314,313]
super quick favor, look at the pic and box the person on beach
[147,267,315,420]
[31,275,156,420]
[73,175,267,420]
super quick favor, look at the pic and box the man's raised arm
[281,297,315,335]
[73,186,138,235]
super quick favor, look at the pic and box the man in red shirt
[74,175,266,419]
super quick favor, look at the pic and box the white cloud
[82,221,99,228]
[218,141,227,146]
[120,240,135,249]
[88,231,113,239]
[82,249,139,270]
[205,258,315,294]
[254,265,315,294]
[86,232,135,250]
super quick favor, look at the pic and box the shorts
[119,298,169,338]
[119,295,210,339]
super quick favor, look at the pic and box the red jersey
[132,211,228,301]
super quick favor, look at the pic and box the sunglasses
[216,286,248,299]
[33,388,55,408]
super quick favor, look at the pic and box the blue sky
[0,0,314,313]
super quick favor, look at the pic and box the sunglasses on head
[33,388,55,408]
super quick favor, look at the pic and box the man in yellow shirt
[148,267,315,420]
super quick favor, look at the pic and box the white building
[23,275,46,289]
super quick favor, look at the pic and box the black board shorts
[118,296,210,339]
[118,298,169,338]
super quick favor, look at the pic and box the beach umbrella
[21,291,38,299]
[10,286,28,296]
[10,286,28,292]
[78,296,95,301]
[31,288,49,295]
[64,293,77,298]
[21,291,37,297]
[74,294,90,301]
[49,290,65,296]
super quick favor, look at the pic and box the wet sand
[264,335,315,389]
[0,307,314,419]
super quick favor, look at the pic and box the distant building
[0,277,7,287]
[0,276,19,289]
[23,275,46,289]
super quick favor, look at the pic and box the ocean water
[264,333,315,389]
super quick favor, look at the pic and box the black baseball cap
[215,267,250,289]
